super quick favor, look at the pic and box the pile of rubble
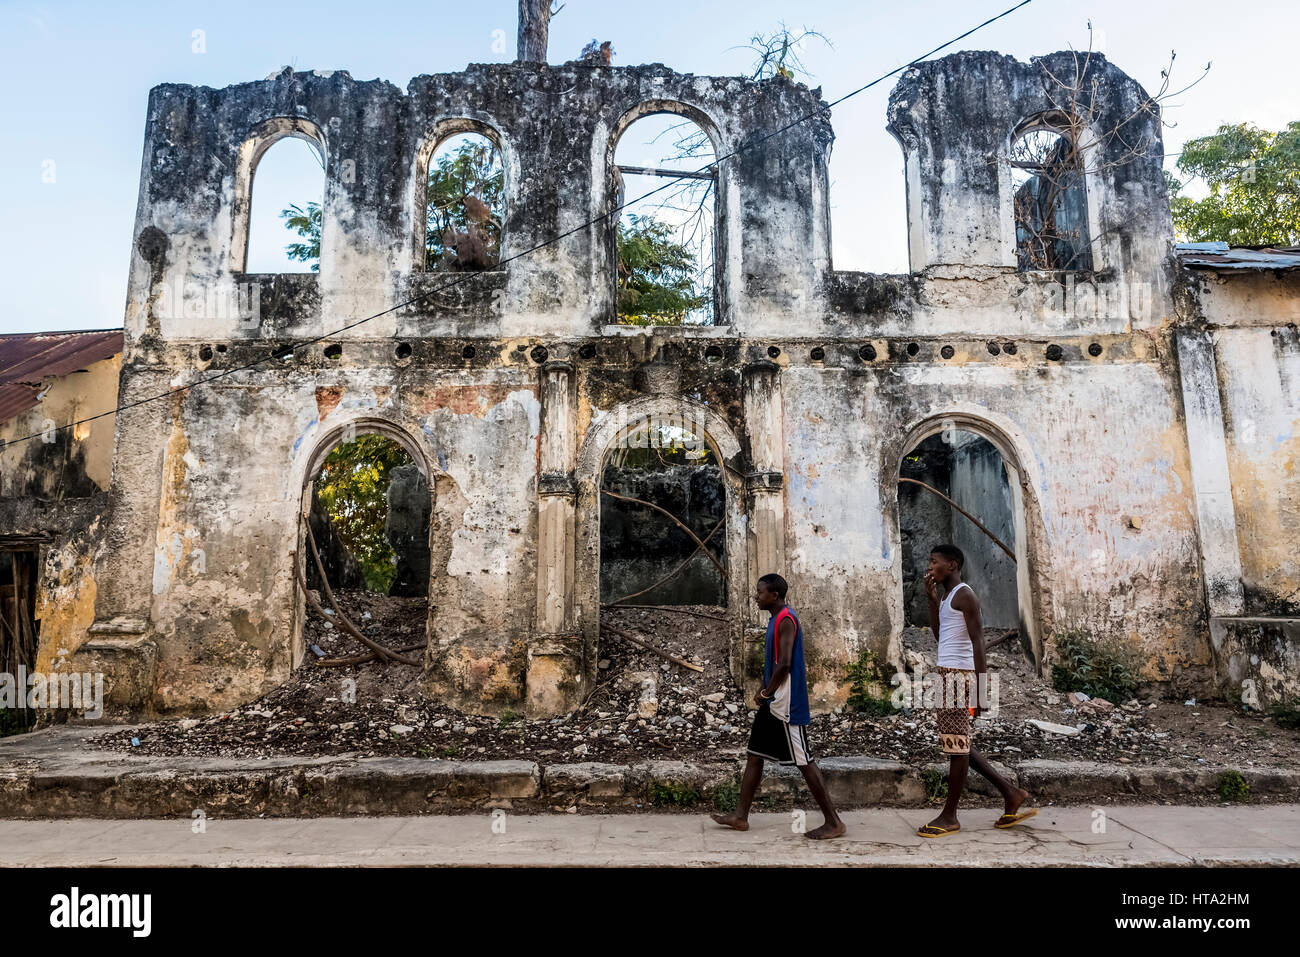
[91,604,1300,771]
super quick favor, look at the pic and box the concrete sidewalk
[2,805,1298,866]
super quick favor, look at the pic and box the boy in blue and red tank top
[710,573,845,839]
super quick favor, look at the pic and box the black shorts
[746,702,811,766]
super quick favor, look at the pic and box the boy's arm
[953,588,986,713]
[758,617,796,706]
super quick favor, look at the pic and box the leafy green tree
[616,215,709,324]
[313,435,411,593]
[1169,121,1300,245]
[282,146,706,317]
[281,139,506,272]
[425,137,505,268]
[282,202,323,271]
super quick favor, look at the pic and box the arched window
[1009,117,1092,271]
[420,130,504,272]
[233,118,327,274]
[245,136,325,273]
[611,111,717,325]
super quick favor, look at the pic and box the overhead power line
[3,0,1034,450]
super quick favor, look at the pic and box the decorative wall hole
[767,345,781,359]
[323,344,343,360]
[704,345,724,363]
[1004,342,1018,355]
[1088,342,1103,357]
[530,345,549,363]
[1045,344,1064,361]
[461,345,477,360]
[987,342,1001,356]
[215,344,228,353]
[906,342,920,357]
[859,344,877,361]
[394,343,412,360]
[198,345,214,362]
[809,346,825,362]
[940,345,955,360]
[579,343,597,360]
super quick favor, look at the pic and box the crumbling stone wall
[36,50,1296,720]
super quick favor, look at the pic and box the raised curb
[1,727,1296,818]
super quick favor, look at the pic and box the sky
[0,0,1295,335]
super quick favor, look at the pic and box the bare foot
[1003,786,1030,817]
[710,812,749,831]
[806,819,846,840]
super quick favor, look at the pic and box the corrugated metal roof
[0,328,122,423]
[1177,242,1300,272]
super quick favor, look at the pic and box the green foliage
[1049,629,1139,704]
[1217,769,1250,802]
[650,779,702,807]
[425,137,505,267]
[1169,121,1300,245]
[313,434,412,593]
[1270,697,1300,731]
[279,139,505,271]
[282,202,323,271]
[843,648,898,716]
[711,776,742,813]
[922,767,949,804]
[616,215,709,325]
[498,709,520,728]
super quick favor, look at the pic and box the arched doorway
[293,419,434,669]
[575,400,747,692]
[893,414,1049,670]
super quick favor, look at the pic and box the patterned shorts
[936,666,975,755]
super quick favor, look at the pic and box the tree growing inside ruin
[517,0,563,63]
[281,202,323,271]
[998,28,1210,270]
[616,215,709,324]
[1168,121,1300,246]
[313,434,411,593]
[425,137,505,270]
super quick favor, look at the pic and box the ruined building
[5,49,1297,721]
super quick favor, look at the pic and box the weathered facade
[20,50,1298,720]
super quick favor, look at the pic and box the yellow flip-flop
[994,808,1038,828]
[917,823,961,838]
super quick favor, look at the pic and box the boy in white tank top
[917,544,1036,838]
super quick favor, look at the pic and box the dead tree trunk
[517,0,552,63]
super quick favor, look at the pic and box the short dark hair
[757,573,788,599]
[930,544,965,569]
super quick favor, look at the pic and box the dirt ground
[93,592,1300,772]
